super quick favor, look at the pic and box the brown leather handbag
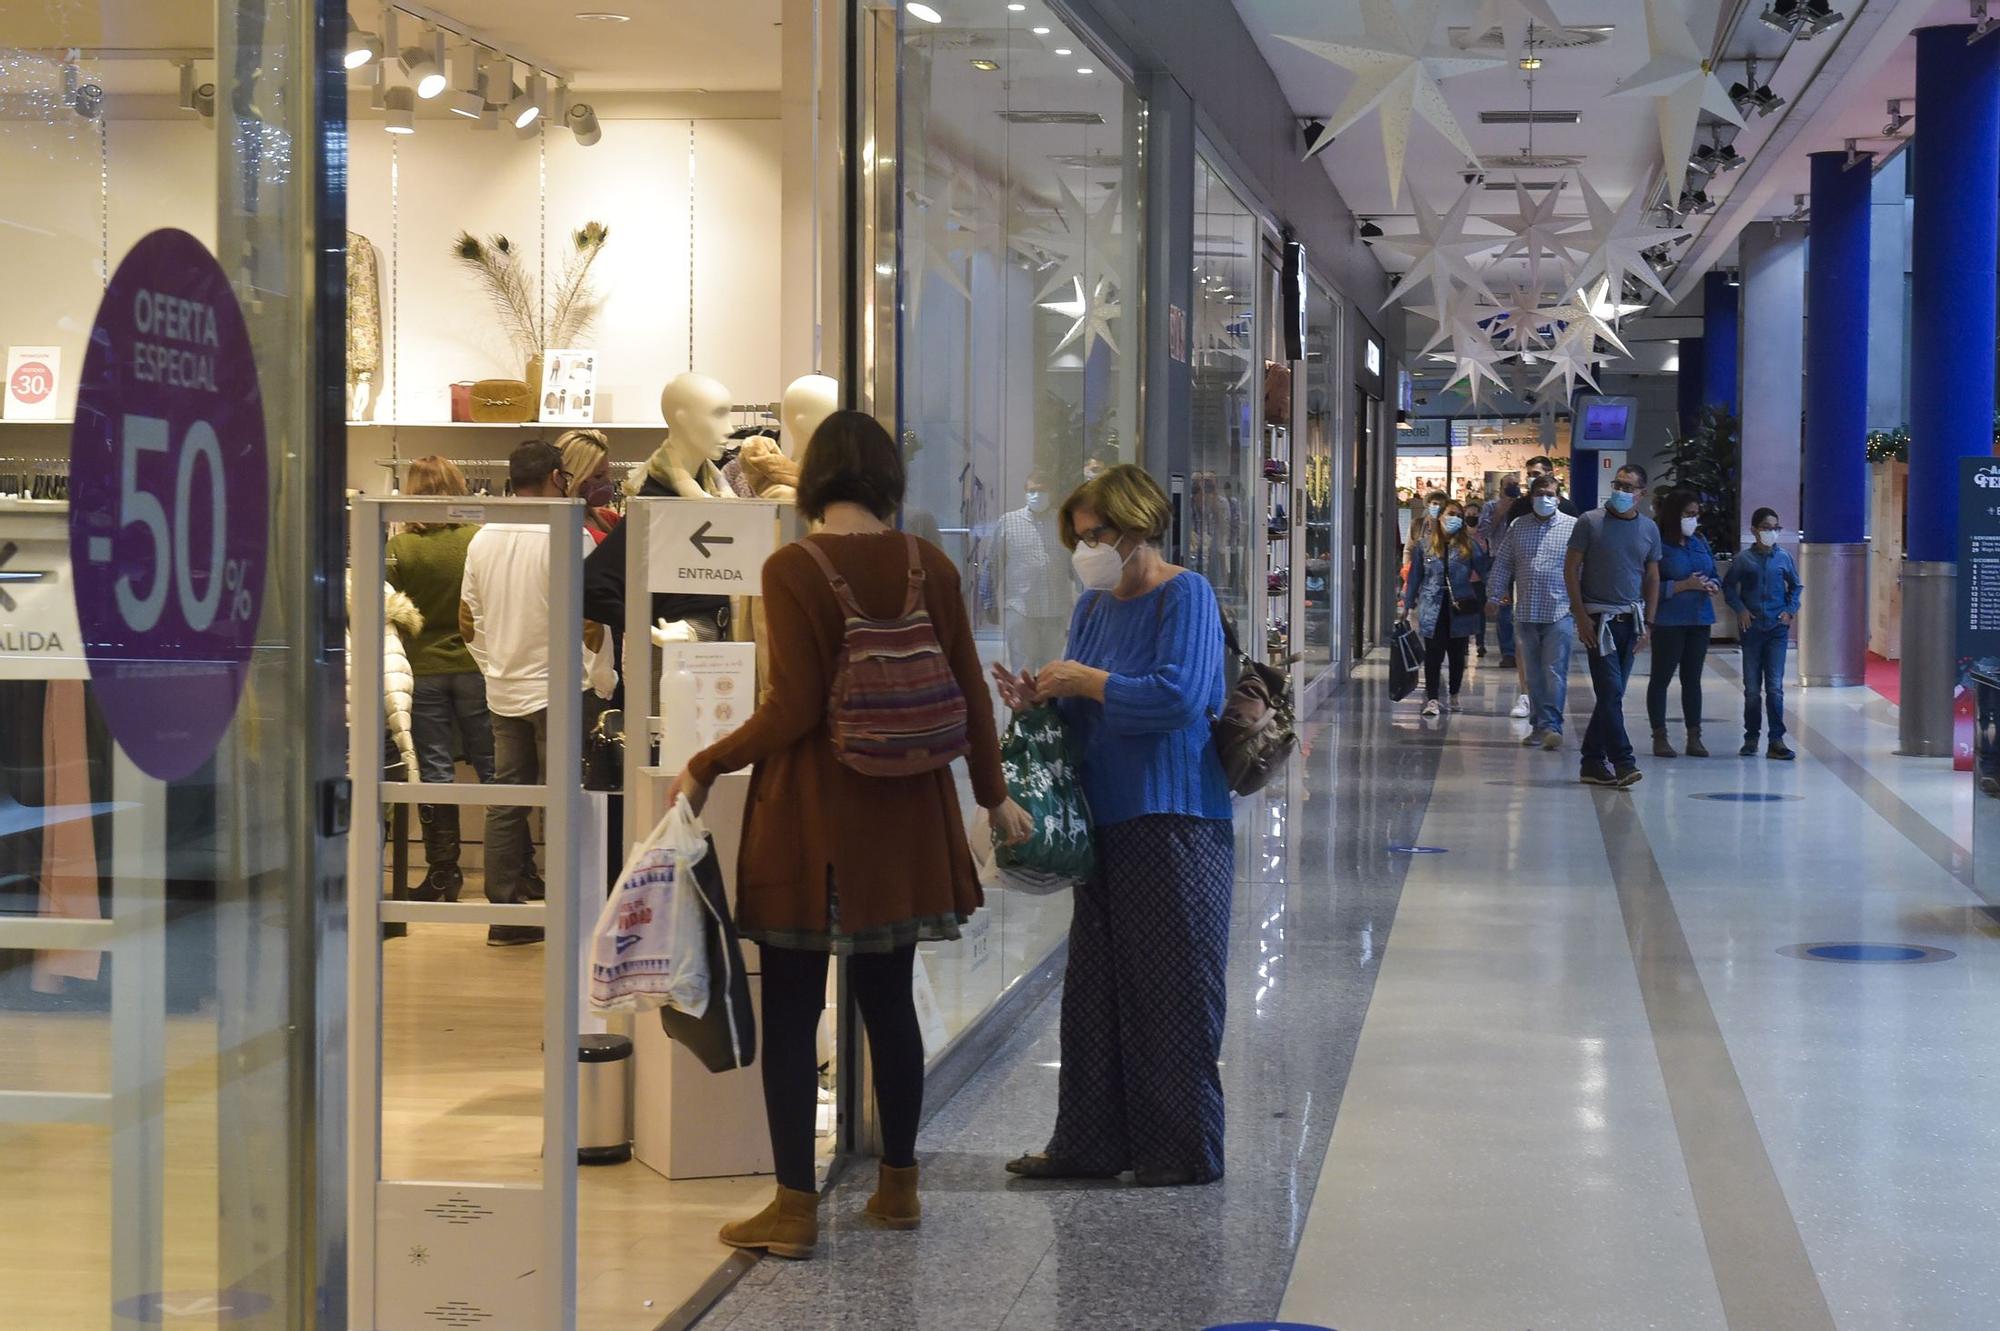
[469,378,533,423]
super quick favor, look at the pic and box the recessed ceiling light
[576,11,631,19]
[1007,2,1026,9]
[971,58,1000,70]
[906,2,943,22]
[1054,47,1072,55]
[1077,66,1094,75]
[1032,25,1050,34]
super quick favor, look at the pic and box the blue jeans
[409,671,497,783]
[1741,625,1789,743]
[1582,613,1639,769]
[1516,616,1573,734]
[1498,603,1516,657]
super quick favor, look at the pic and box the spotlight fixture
[1761,0,1843,37]
[567,102,602,146]
[402,29,447,100]
[1678,188,1715,215]
[1883,98,1912,136]
[906,2,943,23]
[1358,217,1384,239]
[1727,268,1741,287]
[1798,0,1845,36]
[1728,56,1785,117]
[346,16,382,69]
[970,57,999,70]
[1519,53,1542,70]
[1976,0,2000,43]
[63,65,102,121]
[383,84,416,134]
[506,72,542,131]
[1032,26,1050,35]
[1300,118,1329,152]
[1691,140,1744,175]
[1844,136,1871,170]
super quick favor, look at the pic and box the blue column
[1908,25,2000,564]
[1804,150,1870,543]
[1903,24,2000,754]
[1700,271,1739,415]
[1677,335,1707,436]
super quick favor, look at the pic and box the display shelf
[1263,422,1295,664]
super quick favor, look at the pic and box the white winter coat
[346,576,423,776]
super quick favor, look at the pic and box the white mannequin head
[782,374,839,462]
[659,373,733,474]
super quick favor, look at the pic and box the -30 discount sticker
[69,229,268,781]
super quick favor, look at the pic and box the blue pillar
[1798,149,1872,686]
[1677,335,1706,436]
[1700,271,1739,415]
[1903,24,2000,753]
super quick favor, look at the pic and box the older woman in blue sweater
[992,464,1234,1187]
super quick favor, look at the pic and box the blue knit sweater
[1056,573,1233,828]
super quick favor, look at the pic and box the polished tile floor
[702,644,2000,1331]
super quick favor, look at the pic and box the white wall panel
[690,118,783,405]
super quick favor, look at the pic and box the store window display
[1191,156,1260,640]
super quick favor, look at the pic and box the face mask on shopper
[1441,516,1464,535]
[1503,482,1522,499]
[1756,527,1781,548]
[1681,516,1699,538]
[1026,490,1050,515]
[1533,494,1558,518]
[1072,538,1134,591]
[1607,490,1636,515]
[1427,503,1441,518]
[581,478,617,508]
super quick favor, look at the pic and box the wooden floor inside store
[0,925,771,1330]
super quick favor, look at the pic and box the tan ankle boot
[719,1186,820,1259]
[863,1163,921,1229]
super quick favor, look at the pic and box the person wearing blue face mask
[1564,464,1662,786]
[1723,506,1803,760]
[1403,498,1491,717]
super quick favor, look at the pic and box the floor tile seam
[1590,787,1839,1331]
[1707,655,1985,904]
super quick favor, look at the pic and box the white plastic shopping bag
[588,795,711,1014]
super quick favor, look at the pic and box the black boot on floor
[413,805,465,902]
[1740,734,1760,757]
[1767,740,1796,761]
[1685,727,1710,758]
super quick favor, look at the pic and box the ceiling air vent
[1450,24,1613,50]
[1484,180,1564,191]
[998,111,1105,125]
[1478,110,1582,125]
[1481,153,1586,170]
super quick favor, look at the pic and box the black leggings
[1423,632,1469,701]
[760,942,924,1192]
[1646,624,1711,729]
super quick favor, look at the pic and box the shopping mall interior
[4,0,2000,1328]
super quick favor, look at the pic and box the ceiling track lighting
[176,60,216,119]
[1727,55,1785,118]
[346,16,382,69]
[1843,136,1872,170]
[1760,0,1843,38]
[383,84,416,134]
[62,63,102,121]
[1973,1,1998,43]
[1883,98,1912,137]
[401,26,447,100]
[567,102,601,147]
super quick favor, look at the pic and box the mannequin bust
[656,373,734,498]
[781,374,839,466]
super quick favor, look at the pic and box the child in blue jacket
[1722,507,1804,760]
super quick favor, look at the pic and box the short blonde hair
[1060,463,1169,551]
[557,429,611,498]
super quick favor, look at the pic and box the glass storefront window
[1190,155,1258,638]
[1302,280,1339,674]
[897,3,1147,1045]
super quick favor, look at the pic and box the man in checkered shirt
[1488,473,1578,750]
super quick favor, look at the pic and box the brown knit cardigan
[688,532,1007,947]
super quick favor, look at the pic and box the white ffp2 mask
[1072,540,1133,591]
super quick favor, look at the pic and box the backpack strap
[900,532,927,618]
[797,536,868,620]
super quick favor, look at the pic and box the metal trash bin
[578,1034,634,1165]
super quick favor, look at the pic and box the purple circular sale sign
[69,229,269,782]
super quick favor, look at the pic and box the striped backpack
[798,534,970,777]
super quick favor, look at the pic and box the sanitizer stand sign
[68,229,269,782]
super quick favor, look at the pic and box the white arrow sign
[644,499,782,595]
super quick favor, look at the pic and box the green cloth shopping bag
[993,704,1094,882]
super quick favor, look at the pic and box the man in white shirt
[991,469,1074,671]
[460,441,609,945]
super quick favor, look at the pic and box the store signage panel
[4,346,62,421]
[0,509,87,680]
[659,642,758,751]
[645,499,780,594]
[67,228,269,781]
[1959,457,2000,661]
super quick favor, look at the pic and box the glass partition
[1302,279,1339,676]
[898,1,1147,1046]
[1190,155,1258,638]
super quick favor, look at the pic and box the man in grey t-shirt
[1564,464,1662,787]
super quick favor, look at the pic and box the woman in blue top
[1647,487,1721,758]
[992,464,1233,1187]
[1723,506,1804,760]
[1401,498,1491,718]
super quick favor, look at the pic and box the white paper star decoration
[1568,175,1687,306]
[1611,0,1745,199]
[1533,323,1606,398]
[1278,0,1507,204]
[1371,180,1501,311]
[1463,0,1571,56]
[1412,284,1500,357]
[1491,280,1557,351]
[1040,275,1122,362]
[1494,183,1587,274]
[1444,327,1511,406]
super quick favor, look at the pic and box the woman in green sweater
[387,456,495,901]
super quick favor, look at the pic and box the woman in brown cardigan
[671,411,1031,1260]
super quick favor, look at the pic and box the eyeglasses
[1611,480,1639,494]
[1076,524,1119,549]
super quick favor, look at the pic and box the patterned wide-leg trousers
[1047,814,1234,1181]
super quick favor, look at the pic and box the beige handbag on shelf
[469,378,533,423]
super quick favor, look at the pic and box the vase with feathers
[451,222,609,397]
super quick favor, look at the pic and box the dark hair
[1425,489,1448,505]
[1657,486,1700,541]
[1526,455,1554,471]
[508,439,563,492]
[1619,462,1649,486]
[796,410,906,522]
[1529,473,1560,495]
[1750,506,1780,529]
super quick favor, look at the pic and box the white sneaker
[1510,694,1531,719]
[1422,699,1443,718]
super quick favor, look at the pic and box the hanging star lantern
[1610,0,1745,199]
[1444,326,1511,406]
[1412,283,1500,357]
[1493,182,1588,272]
[1567,174,1687,305]
[1372,180,1501,311]
[1490,279,1559,351]
[1541,273,1633,358]
[1041,275,1123,361]
[1464,0,1572,56]
[1278,0,1507,204]
[1030,177,1125,305]
[909,180,973,305]
[1533,322,1607,398]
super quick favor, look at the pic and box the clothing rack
[371,456,512,494]
[0,455,70,500]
